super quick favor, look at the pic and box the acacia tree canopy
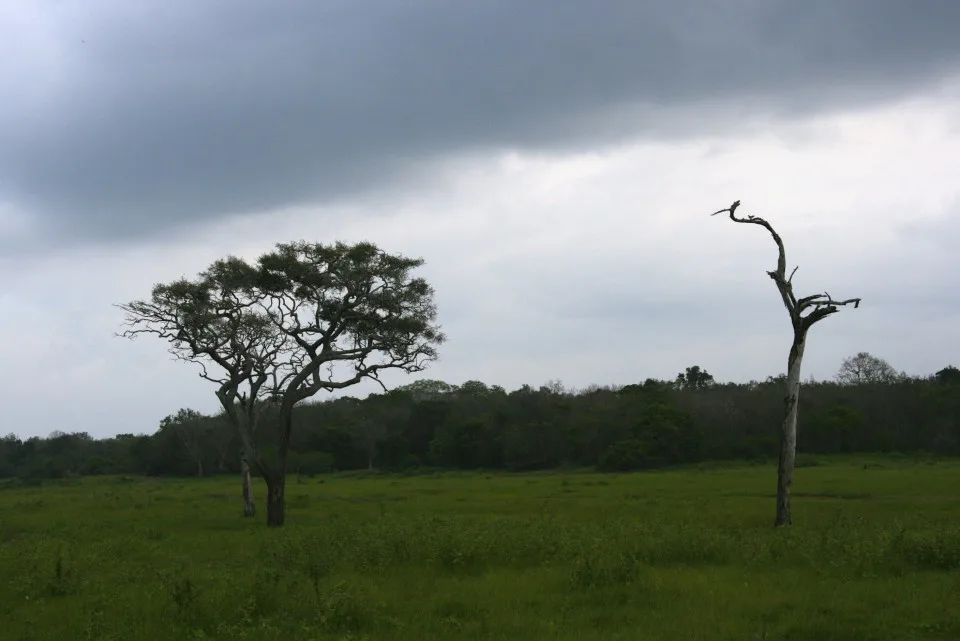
[251,241,444,406]
[118,260,287,437]
[118,240,444,526]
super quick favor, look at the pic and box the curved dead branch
[711,200,861,332]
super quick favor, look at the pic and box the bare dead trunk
[711,199,861,528]
[197,459,204,478]
[776,330,807,527]
[265,473,286,527]
[241,455,255,518]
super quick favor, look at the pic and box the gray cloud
[2,0,960,248]
[2,109,959,439]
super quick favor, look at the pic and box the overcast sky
[2,1,959,439]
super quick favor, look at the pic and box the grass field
[1,456,959,640]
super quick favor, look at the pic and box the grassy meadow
[1,456,959,640]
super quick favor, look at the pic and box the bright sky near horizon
[1,1,959,438]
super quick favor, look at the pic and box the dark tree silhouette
[676,365,715,390]
[836,352,901,385]
[934,366,960,386]
[118,266,286,518]
[223,241,443,526]
[119,241,443,526]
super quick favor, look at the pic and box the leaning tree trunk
[241,454,256,518]
[776,330,807,527]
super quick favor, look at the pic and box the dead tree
[711,200,861,526]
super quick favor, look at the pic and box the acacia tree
[118,265,287,517]
[121,240,443,527]
[712,200,861,526]
[245,241,444,526]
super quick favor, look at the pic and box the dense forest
[2,357,958,483]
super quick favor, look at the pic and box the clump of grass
[640,524,736,566]
[569,547,642,589]
[246,566,284,619]
[426,524,491,576]
[13,498,46,510]
[155,568,202,626]
[315,579,368,633]
[888,525,960,571]
[139,526,166,541]
[45,547,77,597]
[434,599,489,633]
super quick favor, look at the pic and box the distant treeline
[3,363,959,482]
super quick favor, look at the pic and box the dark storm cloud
[2,0,959,245]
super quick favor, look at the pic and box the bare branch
[710,200,741,217]
[711,199,860,332]
[116,268,288,463]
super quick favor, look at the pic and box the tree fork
[711,200,861,526]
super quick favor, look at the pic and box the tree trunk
[265,473,286,527]
[262,404,293,527]
[241,455,255,518]
[196,459,204,478]
[776,329,807,527]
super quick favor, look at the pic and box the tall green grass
[1,456,958,640]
